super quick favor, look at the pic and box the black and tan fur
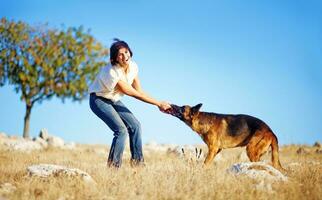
[168,103,283,170]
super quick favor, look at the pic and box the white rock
[39,128,50,140]
[27,164,96,184]
[33,137,48,148]
[2,139,43,152]
[63,142,76,150]
[228,162,287,182]
[167,145,204,162]
[47,136,65,147]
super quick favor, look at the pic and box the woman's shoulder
[103,63,121,73]
[97,63,121,78]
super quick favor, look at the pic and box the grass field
[0,141,321,200]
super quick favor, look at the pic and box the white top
[88,60,138,102]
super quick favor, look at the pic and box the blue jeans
[89,93,144,167]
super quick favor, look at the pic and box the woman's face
[116,47,131,67]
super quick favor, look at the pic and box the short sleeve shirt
[88,60,138,102]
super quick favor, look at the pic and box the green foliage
[0,17,108,105]
[0,17,108,137]
[0,19,108,104]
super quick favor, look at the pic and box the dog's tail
[270,134,283,170]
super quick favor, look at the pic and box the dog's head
[168,103,203,126]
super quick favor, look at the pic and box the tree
[0,18,108,138]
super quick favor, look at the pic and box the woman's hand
[117,79,172,113]
[158,101,172,113]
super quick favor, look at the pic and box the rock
[228,162,287,182]
[167,145,204,162]
[63,142,76,150]
[313,141,321,148]
[0,129,70,151]
[167,146,184,157]
[39,128,50,140]
[33,137,48,148]
[27,164,96,184]
[39,129,69,149]
[0,134,44,152]
[2,139,43,152]
[47,136,65,147]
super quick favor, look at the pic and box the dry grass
[0,143,321,200]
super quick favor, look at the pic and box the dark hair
[110,38,133,66]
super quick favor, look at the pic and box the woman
[89,39,171,168]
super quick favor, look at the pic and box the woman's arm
[116,76,170,110]
[131,75,143,93]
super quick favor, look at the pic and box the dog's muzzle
[169,104,184,120]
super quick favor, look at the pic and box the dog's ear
[191,103,202,115]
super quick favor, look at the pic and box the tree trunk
[23,104,32,138]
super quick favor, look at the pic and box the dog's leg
[204,146,220,166]
[246,131,264,162]
[254,134,271,161]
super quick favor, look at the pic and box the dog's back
[195,112,271,147]
[169,104,283,170]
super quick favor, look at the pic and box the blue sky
[1,0,321,145]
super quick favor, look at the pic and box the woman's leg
[113,100,144,165]
[89,94,128,167]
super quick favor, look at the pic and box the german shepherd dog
[168,103,283,170]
